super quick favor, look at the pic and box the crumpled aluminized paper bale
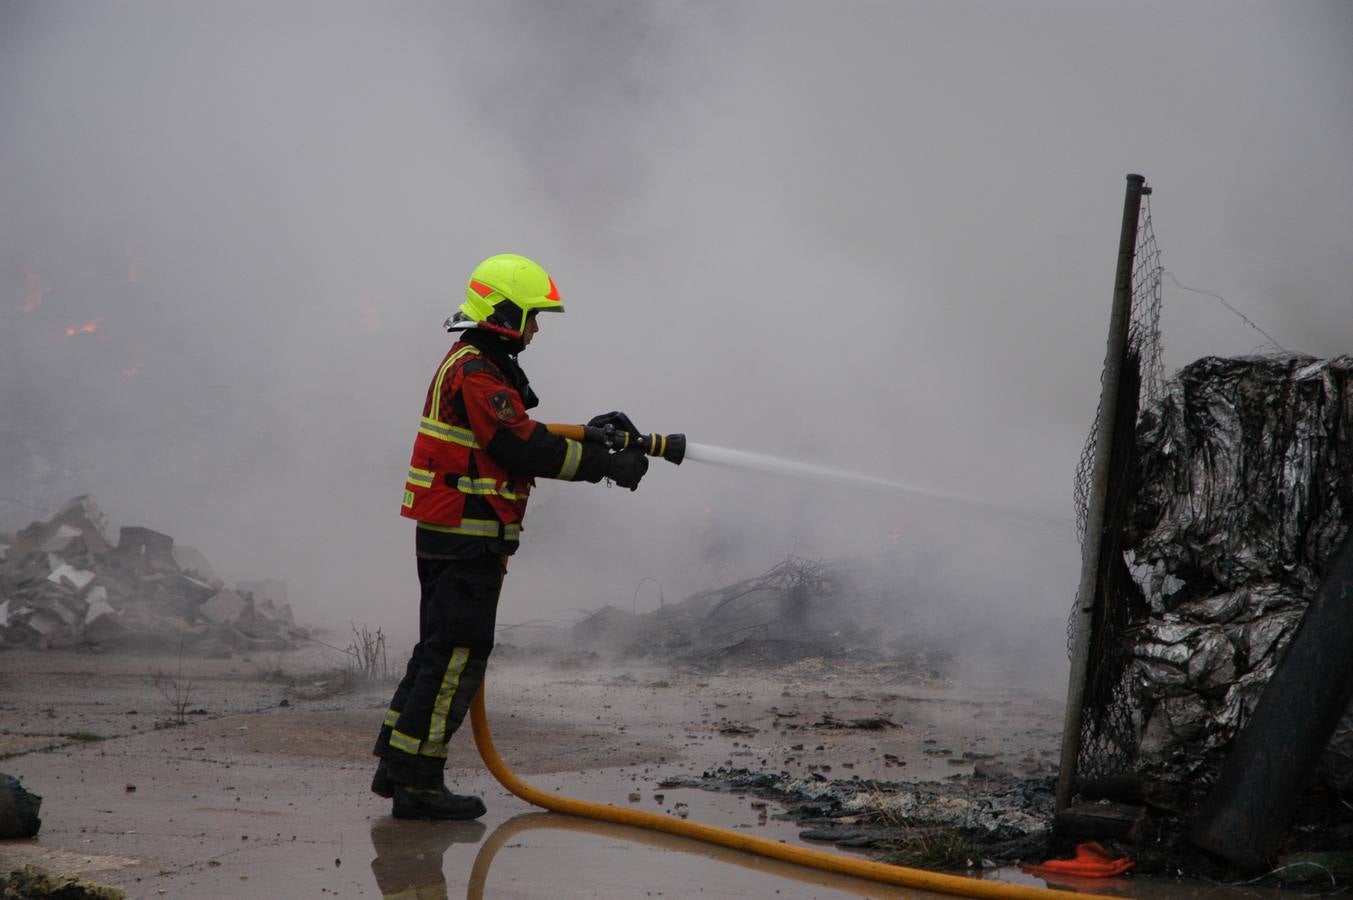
[1123,354,1352,785]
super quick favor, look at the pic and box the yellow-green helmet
[444,253,563,339]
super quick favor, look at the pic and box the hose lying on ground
[469,684,1110,900]
[467,811,950,900]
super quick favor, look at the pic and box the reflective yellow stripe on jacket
[417,417,479,448]
[428,345,480,421]
[455,476,525,501]
[417,519,521,540]
[557,438,582,480]
[405,341,525,537]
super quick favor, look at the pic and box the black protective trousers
[372,553,504,788]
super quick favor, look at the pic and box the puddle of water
[445,767,1034,899]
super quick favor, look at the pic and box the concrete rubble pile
[1122,354,1353,794]
[0,495,307,654]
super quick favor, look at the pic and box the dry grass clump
[879,828,977,871]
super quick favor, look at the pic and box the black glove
[588,411,639,435]
[607,450,648,491]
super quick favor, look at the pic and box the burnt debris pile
[558,555,953,676]
[1098,355,1352,807]
[0,495,308,654]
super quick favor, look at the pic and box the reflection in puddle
[369,818,486,898]
[465,811,957,899]
[367,809,1294,900]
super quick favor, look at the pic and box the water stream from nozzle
[681,441,1071,531]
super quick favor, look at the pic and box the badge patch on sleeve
[489,391,518,422]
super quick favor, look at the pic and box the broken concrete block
[111,526,179,575]
[118,526,173,557]
[200,589,249,626]
[237,615,281,640]
[150,573,217,609]
[52,495,111,549]
[238,634,289,653]
[171,544,218,582]
[13,495,111,558]
[81,587,126,644]
[247,594,297,628]
[83,586,116,624]
[47,562,95,593]
[31,596,78,627]
[237,578,287,606]
[83,614,128,644]
[22,607,67,638]
[38,524,83,554]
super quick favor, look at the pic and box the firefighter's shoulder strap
[459,355,504,382]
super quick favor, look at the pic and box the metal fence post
[1055,173,1147,813]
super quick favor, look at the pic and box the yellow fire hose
[469,686,1108,900]
[473,424,1106,897]
[467,811,964,899]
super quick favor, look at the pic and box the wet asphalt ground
[0,649,1294,898]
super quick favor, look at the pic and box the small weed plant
[880,828,978,871]
[347,622,389,681]
[150,643,196,726]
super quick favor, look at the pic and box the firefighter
[371,253,648,820]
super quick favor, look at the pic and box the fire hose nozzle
[545,424,685,465]
[602,425,685,465]
[627,431,685,465]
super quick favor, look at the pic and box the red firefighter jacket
[400,337,610,552]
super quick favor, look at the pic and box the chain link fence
[1068,193,1165,782]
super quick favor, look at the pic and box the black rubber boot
[392,785,487,821]
[370,760,393,798]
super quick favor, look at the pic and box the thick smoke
[3,2,1350,679]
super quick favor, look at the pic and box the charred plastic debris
[539,555,955,677]
[0,495,307,655]
[1073,354,1353,879]
[659,767,1056,865]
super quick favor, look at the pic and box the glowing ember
[65,321,99,336]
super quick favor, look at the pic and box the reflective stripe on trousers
[387,646,472,758]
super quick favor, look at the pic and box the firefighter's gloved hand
[588,411,639,435]
[607,449,648,491]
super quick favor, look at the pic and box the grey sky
[3,1,1350,666]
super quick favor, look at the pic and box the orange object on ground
[1021,842,1135,879]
